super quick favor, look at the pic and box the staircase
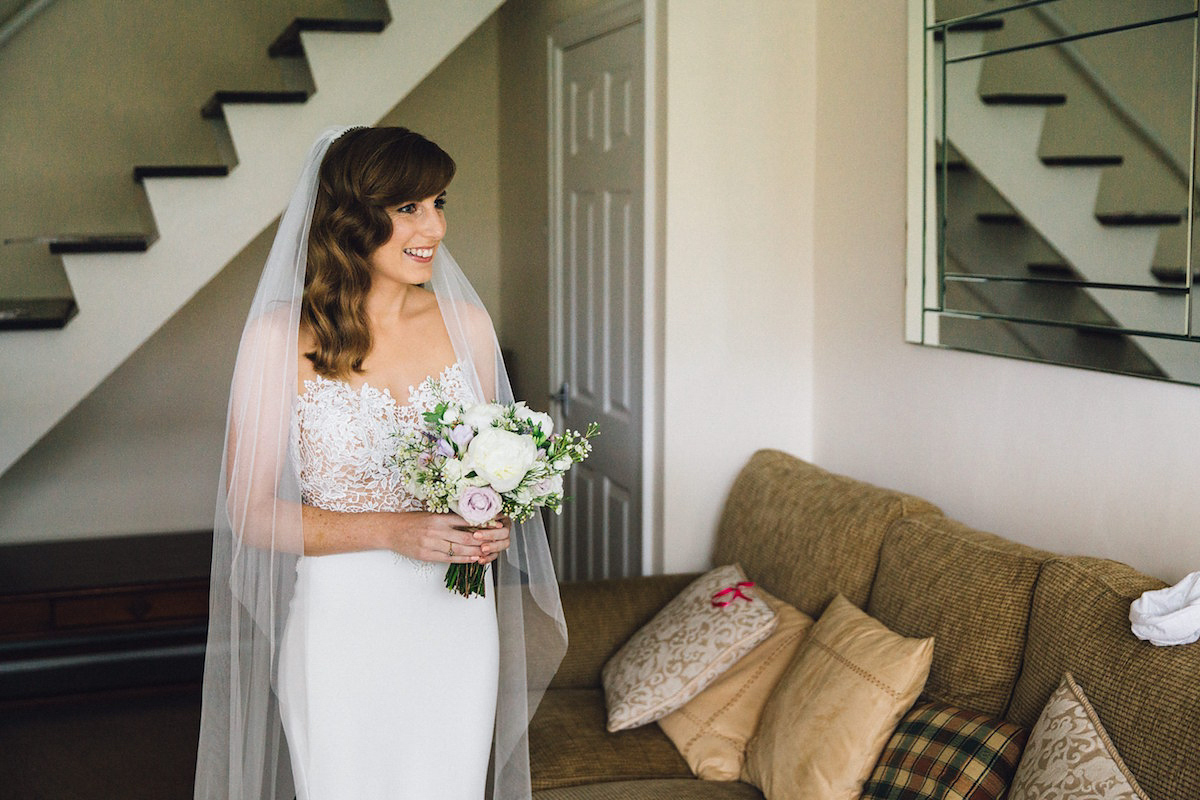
[0,0,502,478]
[933,15,1196,379]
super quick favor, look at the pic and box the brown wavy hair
[302,126,456,377]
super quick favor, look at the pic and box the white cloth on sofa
[1130,570,1200,646]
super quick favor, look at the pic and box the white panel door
[553,20,644,581]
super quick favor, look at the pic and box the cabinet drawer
[52,584,209,629]
[0,598,53,637]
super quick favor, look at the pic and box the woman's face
[368,192,447,286]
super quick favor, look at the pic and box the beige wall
[811,0,1200,583]
[0,14,502,543]
[659,0,816,572]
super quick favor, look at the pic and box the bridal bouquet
[395,396,598,597]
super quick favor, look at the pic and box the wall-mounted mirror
[906,0,1200,384]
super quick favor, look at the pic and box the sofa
[527,449,1200,799]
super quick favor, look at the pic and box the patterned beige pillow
[742,594,934,800]
[658,588,813,780]
[601,564,778,732]
[1008,672,1150,800]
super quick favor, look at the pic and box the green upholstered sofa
[528,449,1200,799]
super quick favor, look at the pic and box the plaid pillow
[861,701,1028,800]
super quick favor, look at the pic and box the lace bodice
[292,362,474,514]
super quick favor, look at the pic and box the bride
[194,126,567,800]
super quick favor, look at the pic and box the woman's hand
[472,516,511,565]
[388,512,510,564]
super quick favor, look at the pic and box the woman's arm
[300,505,511,564]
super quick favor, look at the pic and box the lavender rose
[532,473,563,499]
[436,438,454,458]
[454,485,502,526]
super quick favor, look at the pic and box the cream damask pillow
[601,564,778,732]
[658,588,814,780]
[1008,672,1150,800]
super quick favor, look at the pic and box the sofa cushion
[552,573,700,690]
[713,450,938,618]
[530,688,691,790]
[743,594,934,800]
[1009,672,1149,800]
[861,701,1027,800]
[867,513,1049,717]
[658,588,814,780]
[533,778,764,799]
[602,566,779,732]
[1008,557,1200,800]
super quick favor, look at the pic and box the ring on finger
[448,542,454,557]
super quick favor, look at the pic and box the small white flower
[463,402,506,430]
[514,402,554,437]
[442,457,466,484]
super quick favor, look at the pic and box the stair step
[932,18,1004,41]
[1150,265,1193,284]
[268,17,388,58]
[200,90,309,120]
[976,212,1023,225]
[0,298,78,330]
[132,164,230,183]
[980,93,1067,106]
[47,234,153,254]
[1041,154,1124,167]
[1027,262,1077,277]
[1096,211,1183,226]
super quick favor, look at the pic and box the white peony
[463,402,506,430]
[513,401,554,437]
[464,427,538,492]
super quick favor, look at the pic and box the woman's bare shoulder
[238,305,298,352]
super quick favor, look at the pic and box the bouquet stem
[445,562,489,598]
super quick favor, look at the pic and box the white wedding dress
[278,362,499,800]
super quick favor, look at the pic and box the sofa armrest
[551,572,700,689]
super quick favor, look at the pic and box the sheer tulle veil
[194,126,567,800]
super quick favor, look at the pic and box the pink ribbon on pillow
[711,581,756,607]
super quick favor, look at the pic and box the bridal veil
[194,126,567,800]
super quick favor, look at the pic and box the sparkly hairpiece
[333,125,368,141]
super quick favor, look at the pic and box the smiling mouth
[404,247,435,259]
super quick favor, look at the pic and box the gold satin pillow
[742,594,934,800]
[658,589,814,780]
[601,564,778,732]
